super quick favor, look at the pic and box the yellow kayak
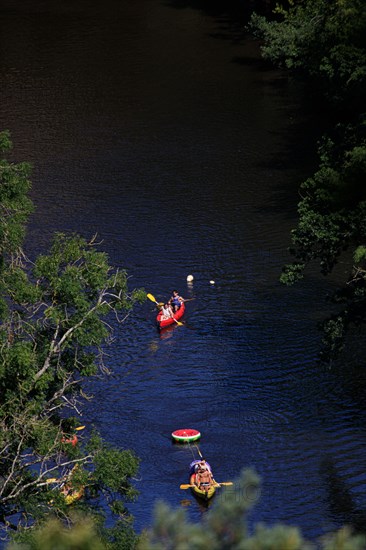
[189,473,216,501]
[61,464,85,505]
[63,485,84,505]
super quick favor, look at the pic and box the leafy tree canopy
[250,0,366,107]
[280,122,366,359]
[0,132,145,547]
[250,1,366,361]
[138,469,366,550]
[7,470,366,549]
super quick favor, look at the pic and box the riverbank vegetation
[138,469,365,550]
[250,0,366,361]
[0,131,145,547]
[10,470,365,549]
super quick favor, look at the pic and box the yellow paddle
[75,426,85,431]
[147,293,164,308]
[147,293,184,326]
[180,482,233,489]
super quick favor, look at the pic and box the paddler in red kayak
[160,302,174,320]
[169,290,184,312]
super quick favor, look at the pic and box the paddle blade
[75,426,85,431]
[147,293,157,303]
[180,482,232,489]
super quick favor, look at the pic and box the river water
[1,0,366,543]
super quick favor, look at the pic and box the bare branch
[2,456,93,503]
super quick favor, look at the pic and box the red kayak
[156,303,185,329]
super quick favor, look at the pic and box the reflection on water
[0,0,365,542]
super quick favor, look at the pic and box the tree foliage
[138,469,366,550]
[8,517,106,550]
[0,132,145,547]
[250,1,366,360]
[7,470,366,550]
[249,0,366,107]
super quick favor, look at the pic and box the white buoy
[187,274,194,282]
[210,280,215,285]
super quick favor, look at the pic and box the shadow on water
[320,457,366,534]
[162,0,272,41]
[162,0,329,219]
[163,0,273,16]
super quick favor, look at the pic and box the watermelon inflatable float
[172,428,201,443]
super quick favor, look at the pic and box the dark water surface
[1,0,366,542]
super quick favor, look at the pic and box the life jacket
[189,460,212,475]
[172,296,181,308]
